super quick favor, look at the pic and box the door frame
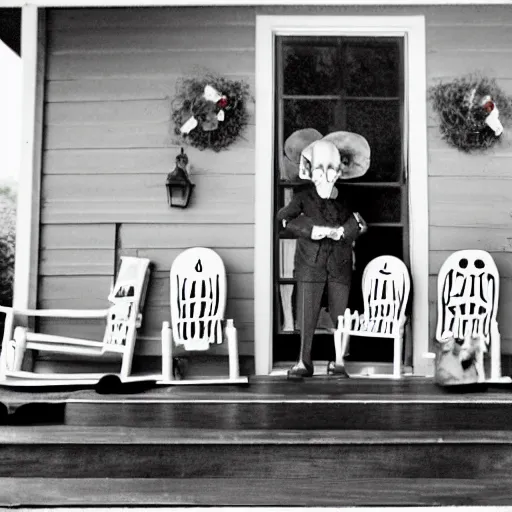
[254,14,429,375]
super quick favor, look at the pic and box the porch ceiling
[0,8,21,56]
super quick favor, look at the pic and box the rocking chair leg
[334,328,343,365]
[225,319,240,380]
[393,335,402,379]
[120,351,134,381]
[340,331,350,362]
[12,326,28,372]
[0,313,14,379]
[490,329,501,380]
[120,327,136,381]
[0,345,6,379]
[161,321,173,381]
[329,326,349,377]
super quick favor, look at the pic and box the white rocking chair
[328,255,411,379]
[436,249,509,383]
[0,256,152,387]
[159,247,248,385]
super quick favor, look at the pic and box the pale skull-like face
[299,140,342,199]
[438,251,499,343]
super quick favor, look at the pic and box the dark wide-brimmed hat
[283,128,371,181]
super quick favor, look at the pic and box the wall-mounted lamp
[166,147,195,208]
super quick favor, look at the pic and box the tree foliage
[0,185,16,308]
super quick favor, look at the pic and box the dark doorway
[273,36,408,366]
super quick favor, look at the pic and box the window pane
[345,100,401,182]
[352,226,404,271]
[283,44,339,95]
[345,42,401,97]
[339,185,401,223]
[283,99,339,140]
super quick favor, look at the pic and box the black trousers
[296,279,351,365]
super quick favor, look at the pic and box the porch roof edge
[3,0,511,8]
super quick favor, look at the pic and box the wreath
[171,74,251,152]
[429,75,512,152]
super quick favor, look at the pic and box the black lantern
[166,147,195,208]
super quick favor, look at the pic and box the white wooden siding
[40,5,512,363]
[47,76,256,103]
[42,5,258,359]
[45,124,255,150]
[41,174,255,224]
[45,100,255,126]
[120,224,254,248]
[43,147,255,175]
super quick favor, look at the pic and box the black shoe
[327,361,350,378]
[287,361,314,380]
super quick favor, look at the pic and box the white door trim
[1,0,507,7]
[254,15,429,376]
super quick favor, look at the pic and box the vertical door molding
[13,5,45,311]
[254,15,428,375]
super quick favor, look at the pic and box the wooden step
[4,475,512,508]
[2,427,512,506]
[63,399,512,430]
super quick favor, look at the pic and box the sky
[0,40,21,184]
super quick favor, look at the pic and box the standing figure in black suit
[277,131,370,379]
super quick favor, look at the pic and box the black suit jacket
[276,184,363,284]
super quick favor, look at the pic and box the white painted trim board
[13,5,44,314]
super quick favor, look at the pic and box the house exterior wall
[39,5,512,363]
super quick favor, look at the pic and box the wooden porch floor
[72,374,512,402]
[2,373,512,400]
[3,377,512,506]
[2,375,512,424]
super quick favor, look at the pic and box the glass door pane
[273,36,407,366]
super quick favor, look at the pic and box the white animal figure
[436,250,501,381]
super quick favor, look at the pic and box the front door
[272,35,409,371]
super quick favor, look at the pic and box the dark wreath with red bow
[429,75,512,152]
[171,74,251,152]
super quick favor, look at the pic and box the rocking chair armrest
[0,305,110,319]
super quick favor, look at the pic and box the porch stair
[2,377,512,507]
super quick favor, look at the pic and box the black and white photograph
[0,0,512,508]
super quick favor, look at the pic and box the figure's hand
[311,226,329,240]
[327,227,344,241]
[354,212,368,234]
